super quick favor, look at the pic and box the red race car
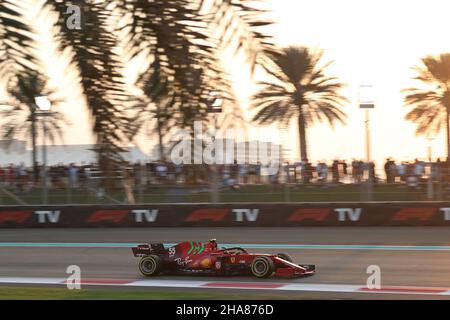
[132,239,315,278]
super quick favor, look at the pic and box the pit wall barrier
[0,203,450,228]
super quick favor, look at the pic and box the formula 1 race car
[132,239,315,278]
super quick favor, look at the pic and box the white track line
[0,277,64,285]
[127,280,210,288]
[0,277,449,296]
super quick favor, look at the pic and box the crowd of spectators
[1,158,450,192]
[283,160,373,184]
[384,158,450,188]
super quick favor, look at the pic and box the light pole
[359,85,375,161]
[426,132,436,162]
[208,93,223,204]
[35,96,52,205]
[359,85,375,201]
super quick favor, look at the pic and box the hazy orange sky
[232,0,450,166]
[15,0,450,167]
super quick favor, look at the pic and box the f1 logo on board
[393,208,437,221]
[185,209,228,222]
[288,208,332,222]
[287,208,361,222]
[0,211,32,224]
[393,207,450,221]
[87,210,129,223]
[87,209,159,223]
[0,211,59,224]
[184,209,259,222]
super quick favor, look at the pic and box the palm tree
[252,46,348,162]
[50,0,131,173]
[2,0,274,183]
[0,72,68,180]
[403,53,450,158]
[49,0,274,164]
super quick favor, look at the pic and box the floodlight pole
[365,109,371,162]
[360,85,374,201]
[42,118,48,205]
[365,108,373,201]
[211,113,219,203]
[35,96,51,205]
[208,93,222,204]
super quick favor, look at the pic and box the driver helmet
[209,239,218,250]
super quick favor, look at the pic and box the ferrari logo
[230,257,236,263]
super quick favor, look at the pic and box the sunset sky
[15,0,450,168]
[231,0,450,167]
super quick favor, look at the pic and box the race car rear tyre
[139,255,162,276]
[277,253,293,262]
[251,256,275,278]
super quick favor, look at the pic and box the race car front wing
[273,257,316,278]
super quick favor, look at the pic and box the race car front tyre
[139,255,162,276]
[277,253,293,262]
[250,256,275,278]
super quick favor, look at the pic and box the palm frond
[0,71,68,145]
[0,0,37,74]
[49,0,132,169]
[404,54,450,138]
[252,46,348,127]
[251,46,347,160]
[119,0,232,129]
[205,0,276,73]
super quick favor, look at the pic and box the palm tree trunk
[156,106,165,161]
[298,110,308,162]
[447,103,450,161]
[30,110,38,182]
[445,103,450,180]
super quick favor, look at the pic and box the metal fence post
[427,163,434,200]
[284,183,290,202]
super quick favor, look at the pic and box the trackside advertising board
[0,203,449,227]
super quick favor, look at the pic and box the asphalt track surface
[0,227,449,299]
